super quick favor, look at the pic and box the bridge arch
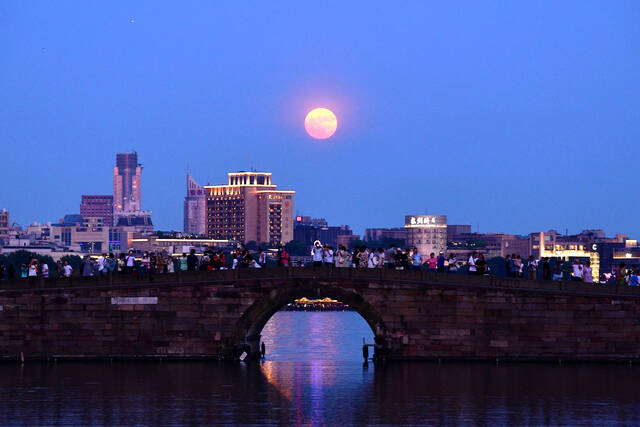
[232,278,389,359]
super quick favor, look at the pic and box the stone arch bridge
[1,268,640,361]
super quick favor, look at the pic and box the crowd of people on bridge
[1,243,639,286]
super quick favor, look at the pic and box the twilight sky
[1,2,639,237]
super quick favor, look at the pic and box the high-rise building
[405,214,447,256]
[0,209,9,245]
[113,152,142,212]
[81,195,114,226]
[204,171,294,246]
[184,174,206,235]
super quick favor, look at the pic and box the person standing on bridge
[527,256,538,280]
[63,260,73,277]
[335,245,349,267]
[513,255,522,278]
[447,253,458,273]
[571,259,584,282]
[437,252,445,273]
[358,246,369,268]
[81,256,93,277]
[552,259,563,281]
[126,251,136,274]
[280,246,290,267]
[311,242,323,267]
[179,253,188,271]
[323,245,334,267]
[583,260,593,283]
[426,253,437,272]
[385,245,397,269]
[475,254,487,275]
[40,260,49,278]
[187,249,199,271]
[55,260,64,278]
[467,252,478,275]
[257,249,267,268]
[411,248,423,271]
[542,258,551,280]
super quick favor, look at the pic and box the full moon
[304,108,338,140]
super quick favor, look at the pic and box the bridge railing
[1,266,640,297]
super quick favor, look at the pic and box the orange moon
[304,108,337,139]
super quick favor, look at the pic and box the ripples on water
[0,312,639,425]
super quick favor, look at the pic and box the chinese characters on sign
[410,216,436,225]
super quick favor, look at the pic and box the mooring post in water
[261,342,266,358]
[362,338,369,365]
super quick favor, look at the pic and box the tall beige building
[184,173,207,235]
[405,214,447,256]
[113,152,142,212]
[204,171,294,246]
[0,209,9,245]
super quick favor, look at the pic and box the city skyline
[2,151,639,239]
[2,2,640,237]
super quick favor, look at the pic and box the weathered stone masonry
[1,268,640,361]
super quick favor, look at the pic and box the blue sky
[1,2,639,237]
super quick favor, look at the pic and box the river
[1,311,639,425]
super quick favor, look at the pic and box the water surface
[1,311,639,425]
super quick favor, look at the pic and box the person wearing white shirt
[572,259,584,282]
[368,250,382,268]
[257,249,267,267]
[28,260,38,277]
[311,242,323,267]
[97,254,106,275]
[323,246,334,266]
[41,262,49,278]
[63,261,73,277]
[468,252,477,274]
[126,252,136,274]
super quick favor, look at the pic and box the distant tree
[0,250,56,276]
[349,237,406,250]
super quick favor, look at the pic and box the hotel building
[404,214,447,256]
[202,171,294,246]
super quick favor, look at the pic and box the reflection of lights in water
[260,361,339,398]
[311,360,324,421]
[260,361,294,400]
[261,311,373,362]
[260,310,374,423]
